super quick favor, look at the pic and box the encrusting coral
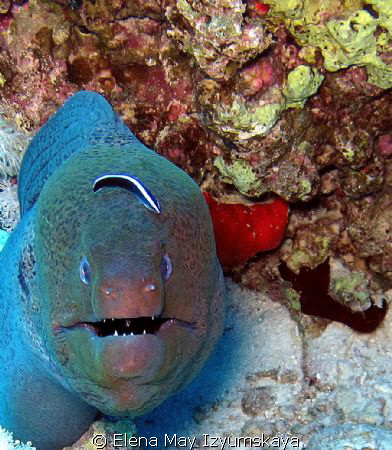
[0,114,29,178]
[265,0,392,89]
[0,179,19,232]
[166,0,272,80]
[0,426,35,450]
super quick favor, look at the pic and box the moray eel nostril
[0,91,225,449]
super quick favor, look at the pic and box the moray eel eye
[79,256,92,285]
[160,254,173,281]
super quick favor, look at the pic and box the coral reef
[166,0,272,80]
[0,0,389,202]
[0,0,390,332]
[0,179,19,231]
[265,0,392,89]
[0,114,29,178]
[279,258,386,332]
[348,187,392,286]
[329,257,372,312]
[0,2,390,450]
[65,417,139,450]
[0,426,35,449]
[137,279,392,448]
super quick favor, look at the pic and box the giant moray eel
[0,91,225,449]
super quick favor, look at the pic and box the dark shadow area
[363,3,379,18]
[289,196,322,212]
[279,259,388,333]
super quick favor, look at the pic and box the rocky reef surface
[137,279,392,449]
[1,0,392,448]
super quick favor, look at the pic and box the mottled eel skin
[0,92,224,449]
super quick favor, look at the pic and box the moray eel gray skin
[0,91,225,449]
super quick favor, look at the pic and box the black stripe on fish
[93,174,161,214]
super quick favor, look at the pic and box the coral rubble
[137,279,392,448]
[0,178,19,231]
[0,426,35,449]
[65,418,139,450]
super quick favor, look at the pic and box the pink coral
[378,135,392,158]
[239,57,277,96]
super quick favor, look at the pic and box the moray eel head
[34,146,224,416]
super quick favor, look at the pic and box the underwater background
[1,0,392,449]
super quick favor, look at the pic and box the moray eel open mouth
[59,317,197,337]
[90,317,167,337]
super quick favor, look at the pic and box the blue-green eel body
[0,91,224,449]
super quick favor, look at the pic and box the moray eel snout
[54,249,198,387]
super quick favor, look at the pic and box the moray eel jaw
[58,316,196,337]
[52,310,207,415]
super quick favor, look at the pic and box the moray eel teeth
[58,317,196,338]
[93,174,161,215]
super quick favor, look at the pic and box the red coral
[0,13,12,32]
[255,3,270,14]
[204,192,289,270]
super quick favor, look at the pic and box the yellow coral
[284,65,324,109]
[266,0,392,89]
[214,156,262,195]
